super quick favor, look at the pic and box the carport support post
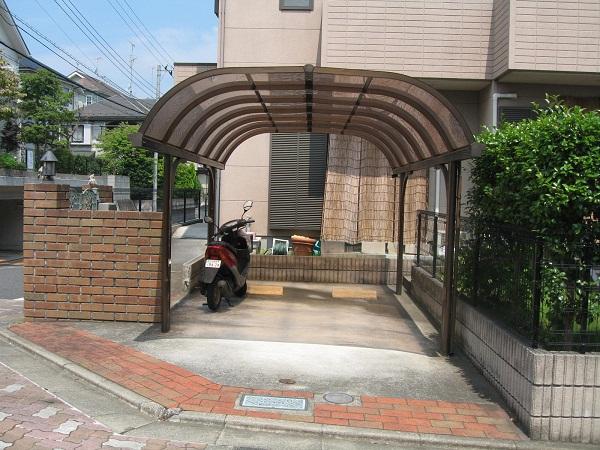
[395,172,409,295]
[207,166,216,240]
[440,160,461,355]
[160,155,177,333]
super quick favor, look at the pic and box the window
[92,125,103,142]
[72,125,84,143]
[86,95,93,105]
[280,0,313,11]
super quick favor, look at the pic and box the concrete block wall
[22,183,163,323]
[409,265,600,444]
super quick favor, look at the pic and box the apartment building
[176,0,600,247]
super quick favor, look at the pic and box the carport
[130,65,480,355]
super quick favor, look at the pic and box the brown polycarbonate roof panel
[135,66,475,170]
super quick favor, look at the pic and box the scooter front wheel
[206,284,222,311]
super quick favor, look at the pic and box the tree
[97,123,154,187]
[20,69,76,162]
[0,57,23,153]
[158,161,200,189]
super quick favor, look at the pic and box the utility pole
[128,42,136,96]
[152,64,162,212]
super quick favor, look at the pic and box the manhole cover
[279,378,296,385]
[323,393,354,404]
[240,394,307,411]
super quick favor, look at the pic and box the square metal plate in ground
[240,394,307,411]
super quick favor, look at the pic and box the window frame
[86,95,93,105]
[279,0,313,11]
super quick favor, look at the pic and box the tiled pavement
[0,362,206,449]
[10,322,527,441]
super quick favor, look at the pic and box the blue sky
[7,0,218,98]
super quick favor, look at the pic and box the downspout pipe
[492,92,518,128]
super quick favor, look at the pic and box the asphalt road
[0,264,23,300]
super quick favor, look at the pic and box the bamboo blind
[322,135,428,246]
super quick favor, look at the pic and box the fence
[455,221,600,353]
[130,187,208,225]
[415,210,447,281]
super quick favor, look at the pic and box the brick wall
[22,183,163,323]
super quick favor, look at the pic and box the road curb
[0,328,170,420]
[174,412,521,449]
[2,327,598,450]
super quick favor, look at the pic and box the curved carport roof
[131,65,478,173]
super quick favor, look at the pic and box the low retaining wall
[409,265,600,444]
[248,254,412,285]
[23,183,163,323]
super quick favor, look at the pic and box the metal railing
[455,221,600,353]
[416,210,447,281]
[130,187,208,225]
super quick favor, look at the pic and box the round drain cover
[323,393,354,404]
[279,378,296,385]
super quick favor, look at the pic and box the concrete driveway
[74,283,507,408]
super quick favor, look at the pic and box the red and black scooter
[200,201,254,311]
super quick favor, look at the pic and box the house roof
[68,71,122,99]
[77,95,156,121]
[0,0,30,56]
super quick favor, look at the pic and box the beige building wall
[206,0,600,240]
[217,0,323,234]
[510,0,600,73]
[321,0,496,78]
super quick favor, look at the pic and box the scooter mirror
[243,200,253,212]
[204,216,213,224]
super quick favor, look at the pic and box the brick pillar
[24,183,70,210]
[22,184,71,320]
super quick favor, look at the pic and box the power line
[32,0,97,71]
[121,0,174,64]
[105,0,165,68]
[58,0,156,95]
[4,31,150,116]
[53,0,155,97]
[10,12,132,98]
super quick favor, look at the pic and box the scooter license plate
[205,259,221,268]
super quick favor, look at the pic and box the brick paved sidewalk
[0,361,206,450]
[11,322,527,441]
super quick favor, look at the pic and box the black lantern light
[40,150,58,180]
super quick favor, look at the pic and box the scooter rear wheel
[206,284,222,311]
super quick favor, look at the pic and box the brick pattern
[22,183,163,323]
[410,265,600,444]
[10,322,525,441]
[0,363,206,449]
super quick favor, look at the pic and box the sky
[6,0,218,98]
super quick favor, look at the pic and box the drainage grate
[240,394,307,411]
[323,393,354,404]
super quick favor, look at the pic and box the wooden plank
[331,287,377,300]
[247,284,284,296]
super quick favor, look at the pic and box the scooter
[200,201,255,311]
